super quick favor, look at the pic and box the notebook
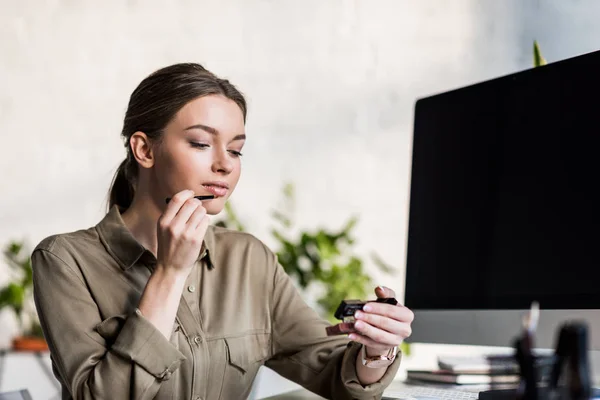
[407,369,520,385]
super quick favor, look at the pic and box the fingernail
[362,304,372,312]
[355,311,363,318]
[377,285,386,291]
[349,334,356,340]
[354,321,363,329]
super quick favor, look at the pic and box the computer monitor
[405,49,600,350]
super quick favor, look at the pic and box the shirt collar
[203,223,216,270]
[96,205,216,270]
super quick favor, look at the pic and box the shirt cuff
[340,342,402,398]
[111,309,187,380]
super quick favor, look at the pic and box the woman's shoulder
[33,226,100,266]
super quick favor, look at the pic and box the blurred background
[1,0,600,398]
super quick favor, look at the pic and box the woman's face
[153,94,246,215]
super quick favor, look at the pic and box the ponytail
[108,158,135,211]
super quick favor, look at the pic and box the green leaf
[224,201,245,231]
[533,40,547,67]
[342,216,358,233]
[316,256,373,322]
[4,244,26,273]
[0,283,24,314]
[271,210,292,228]
[28,321,45,338]
[401,341,411,357]
[370,252,397,274]
[212,201,246,231]
[7,242,23,256]
[282,182,295,200]
[0,287,11,309]
[1,240,41,334]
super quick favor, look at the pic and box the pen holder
[479,321,593,400]
[548,322,592,400]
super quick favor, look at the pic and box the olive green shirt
[31,206,400,399]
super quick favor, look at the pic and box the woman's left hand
[349,286,414,356]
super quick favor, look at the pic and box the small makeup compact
[325,297,398,336]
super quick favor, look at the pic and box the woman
[31,63,414,399]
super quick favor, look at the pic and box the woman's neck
[121,194,162,256]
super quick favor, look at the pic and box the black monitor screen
[405,50,600,310]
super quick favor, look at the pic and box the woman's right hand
[156,189,210,276]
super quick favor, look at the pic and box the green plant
[215,183,411,356]
[272,184,396,321]
[0,241,44,338]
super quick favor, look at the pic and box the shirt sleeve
[264,253,401,399]
[32,247,186,399]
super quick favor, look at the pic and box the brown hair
[108,63,247,211]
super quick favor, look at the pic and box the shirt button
[193,335,202,345]
[188,285,196,293]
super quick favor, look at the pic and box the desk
[0,350,60,400]
[0,350,57,390]
[261,380,481,399]
[259,343,490,399]
[263,389,324,399]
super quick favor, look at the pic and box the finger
[362,303,414,323]
[375,285,396,299]
[348,333,397,351]
[160,190,195,223]
[353,320,400,347]
[354,311,412,338]
[186,203,207,230]
[194,213,211,237]
[171,198,201,230]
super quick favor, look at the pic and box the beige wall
[1,0,599,355]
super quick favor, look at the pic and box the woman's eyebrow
[184,124,246,141]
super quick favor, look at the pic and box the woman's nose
[212,149,234,174]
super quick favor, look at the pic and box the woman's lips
[202,184,228,197]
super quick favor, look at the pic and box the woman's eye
[228,150,243,157]
[190,142,209,149]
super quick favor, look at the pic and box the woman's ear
[129,132,155,169]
